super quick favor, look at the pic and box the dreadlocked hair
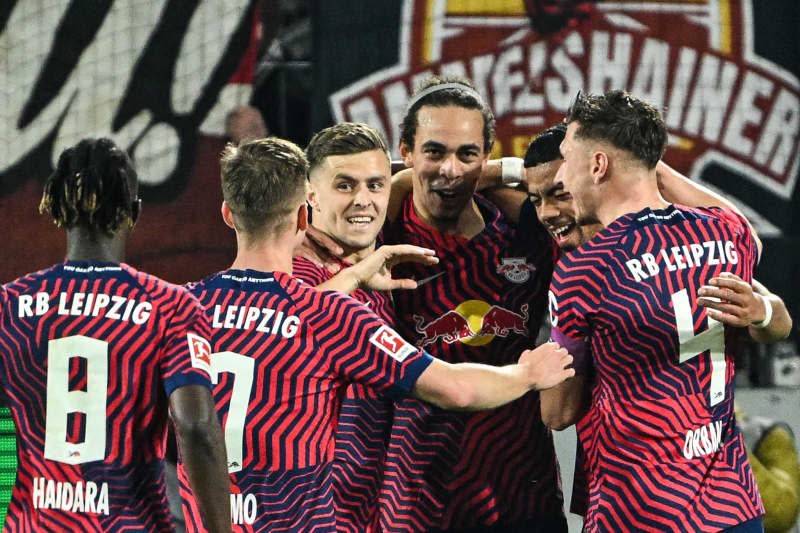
[40,138,138,233]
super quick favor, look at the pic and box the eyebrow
[333,173,387,182]
[421,140,481,152]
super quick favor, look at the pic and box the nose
[539,199,560,221]
[353,183,370,207]
[439,153,462,180]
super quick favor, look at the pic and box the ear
[307,178,320,212]
[590,151,609,185]
[297,203,308,232]
[399,141,414,168]
[221,201,236,230]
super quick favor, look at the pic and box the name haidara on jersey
[31,477,109,516]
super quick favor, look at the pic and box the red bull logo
[497,257,537,283]
[414,300,529,347]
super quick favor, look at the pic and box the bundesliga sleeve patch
[186,332,212,374]
[369,325,416,363]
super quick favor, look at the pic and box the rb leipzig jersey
[292,256,396,532]
[549,205,763,532]
[178,269,432,533]
[382,194,562,531]
[0,261,213,532]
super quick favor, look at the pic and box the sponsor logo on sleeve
[370,325,417,362]
[187,332,212,374]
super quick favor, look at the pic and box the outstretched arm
[412,342,574,411]
[698,273,793,343]
[389,159,528,224]
[170,385,232,533]
[314,244,438,294]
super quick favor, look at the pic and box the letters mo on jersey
[330,0,799,201]
[0,1,255,194]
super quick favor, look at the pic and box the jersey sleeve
[548,250,604,375]
[313,292,433,398]
[158,288,214,396]
[292,257,330,286]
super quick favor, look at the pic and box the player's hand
[697,272,767,327]
[296,225,343,274]
[348,244,438,292]
[518,342,574,391]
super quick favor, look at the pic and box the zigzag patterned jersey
[0,261,212,532]
[550,205,764,532]
[178,269,431,532]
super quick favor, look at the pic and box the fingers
[707,275,750,294]
[389,278,419,291]
[306,225,344,256]
[382,244,437,259]
[698,285,744,305]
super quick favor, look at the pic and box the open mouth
[548,222,576,243]
[432,189,458,200]
[346,215,374,226]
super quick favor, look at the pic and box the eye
[555,193,572,201]
[335,182,353,192]
[424,148,444,159]
[368,181,385,191]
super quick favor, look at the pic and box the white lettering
[626,258,647,282]
[19,295,33,318]
[722,71,774,157]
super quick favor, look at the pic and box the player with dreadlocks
[0,138,232,532]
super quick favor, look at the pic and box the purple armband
[551,327,589,376]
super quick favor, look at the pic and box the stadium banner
[320,0,799,325]
[0,1,261,283]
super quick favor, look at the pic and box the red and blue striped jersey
[178,269,432,532]
[0,261,213,532]
[381,195,563,531]
[292,256,396,532]
[549,205,763,532]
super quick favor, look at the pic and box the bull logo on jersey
[497,257,536,283]
[330,0,799,221]
[414,300,528,347]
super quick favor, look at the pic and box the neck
[340,239,377,265]
[230,231,295,275]
[596,168,669,227]
[65,227,126,263]
[411,190,485,239]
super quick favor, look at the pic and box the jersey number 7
[210,351,254,473]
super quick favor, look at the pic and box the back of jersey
[550,205,763,532]
[0,261,212,533]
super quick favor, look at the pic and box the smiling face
[308,148,391,253]
[401,105,489,224]
[526,159,603,251]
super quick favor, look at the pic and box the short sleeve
[548,251,604,374]
[292,257,330,286]
[159,288,213,396]
[314,292,433,398]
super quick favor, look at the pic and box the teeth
[436,190,456,198]
[553,225,572,237]
[347,216,372,223]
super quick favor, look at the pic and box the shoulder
[291,257,332,286]
[122,264,198,315]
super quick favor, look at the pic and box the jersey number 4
[672,289,726,406]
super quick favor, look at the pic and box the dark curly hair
[40,138,139,233]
